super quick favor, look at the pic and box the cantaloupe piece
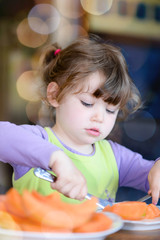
[41,191,98,228]
[0,195,6,211]
[22,190,73,229]
[74,212,112,233]
[0,211,21,231]
[103,201,147,220]
[12,214,71,233]
[145,204,160,219]
[5,188,26,218]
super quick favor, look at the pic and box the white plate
[0,212,123,240]
[123,206,160,231]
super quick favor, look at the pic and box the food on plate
[103,201,160,220]
[0,195,6,211]
[0,211,20,231]
[145,203,160,219]
[74,212,112,233]
[0,188,112,233]
[5,188,26,218]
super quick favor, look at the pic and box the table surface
[106,229,160,240]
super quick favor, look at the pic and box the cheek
[111,116,118,131]
[63,104,84,123]
[104,115,117,131]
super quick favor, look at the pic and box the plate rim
[123,217,160,226]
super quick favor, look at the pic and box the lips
[86,128,100,136]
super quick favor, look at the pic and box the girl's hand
[148,159,160,205]
[49,150,87,201]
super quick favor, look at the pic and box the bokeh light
[16,71,42,102]
[28,4,60,34]
[123,110,156,142]
[80,0,113,15]
[56,0,84,19]
[51,20,88,47]
[125,47,149,72]
[16,18,48,48]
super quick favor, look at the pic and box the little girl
[0,34,160,205]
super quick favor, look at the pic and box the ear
[47,82,59,107]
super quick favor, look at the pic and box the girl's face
[52,71,119,154]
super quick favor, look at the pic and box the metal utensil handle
[34,167,57,182]
[137,194,151,202]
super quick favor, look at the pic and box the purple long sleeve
[109,140,155,192]
[0,121,61,170]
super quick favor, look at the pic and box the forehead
[78,71,105,93]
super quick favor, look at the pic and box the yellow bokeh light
[16,18,48,48]
[80,0,113,15]
[16,71,42,102]
[52,22,88,47]
[56,0,84,19]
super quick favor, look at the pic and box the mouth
[86,128,100,137]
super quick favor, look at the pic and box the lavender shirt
[0,121,155,193]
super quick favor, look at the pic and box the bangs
[93,76,131,108]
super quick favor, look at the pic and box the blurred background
[0,0,160,203]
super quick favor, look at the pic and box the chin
[90,139,99,145]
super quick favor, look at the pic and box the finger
[64,183,87,201]
[69,185,84,200]
[50,179,68,191]
[79,184,88,200]
[51,181,80,200]
[56,183,76,197]
[151,189,159,205]
[50,181,62,190]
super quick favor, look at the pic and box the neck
[52,126,94,155]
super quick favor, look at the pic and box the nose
[90,106,104,123]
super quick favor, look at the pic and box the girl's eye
[81,101,93,107]
[106,109,115,114]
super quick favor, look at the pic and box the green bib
[13,127,119,203]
